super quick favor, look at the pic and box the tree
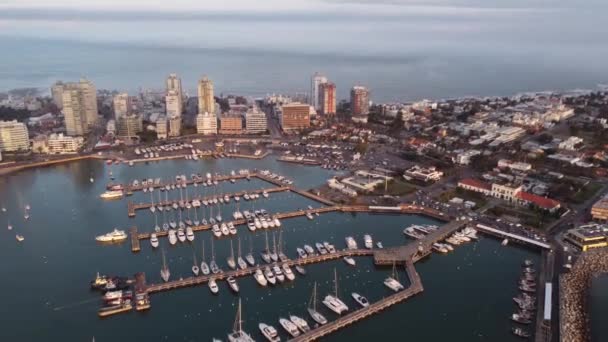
[355,142,368,154]
[390,114,404,134]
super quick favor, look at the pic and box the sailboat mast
[265,231,269,251]
[201,240,205,262]
[238,238,241,258]
[230,239,234,258]
[334,268,338,298]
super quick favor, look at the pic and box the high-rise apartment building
[113,93,130,119]
[169,115,181,137]
[156,117,168,140]
[311,72,328,111]
[280,103,310,131]
[166,73,183,113]
[61,79,98,136]
[0,120,30,152]
[116,114,143,138]
[198,76,215,115]
[319,82,336,115]
[51,81,65,109]
[165,90,182,117]
[196,112,218,135]
[245,108,267,134]
[350,86,370,123]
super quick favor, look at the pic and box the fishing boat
[226,276,239,293]
[307,282,328,325]
[290,316,310,333]
[254,269,268,286]
[258,323,280,342]
[352,293,369,307]
[323,269,349,314]
[279,318,300,337]
[227,240,237,270]
[384,262,404,292]
[160,249,170,282]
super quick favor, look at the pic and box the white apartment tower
[165,90,182,117]
[61,79,98,136]
[196,112,218,135]
[245,108,267,133]
[198,76,215,115]
[0,120,30,152]
[166,73,183,112]
[113,92,130,119]
[310,72,328,111]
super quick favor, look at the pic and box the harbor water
[0,157,542,341]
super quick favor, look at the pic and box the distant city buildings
[198,76,215,115]
[245,108,267,134]
[112,93,130,119]
[0,120,30,152]
[59,79,99,136]
[280,103,311,131]
[156,117,168,140]
[219,115,243,135]
[311,72,327,111]
[351,86,370,123]
[196,112,218,135]
[319,82,336,115]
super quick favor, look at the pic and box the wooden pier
[146,248,373,294]
[127,186,290,217]
[124,173,250,194]
[130,227,140,253]
[291,259,424,342]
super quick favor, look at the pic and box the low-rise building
[558,136,584,151]
[592,195,608,221]
[47,133,84,153]
[327,178,357,197]
[458,178,492,195]
[116,114,143,138]
[245,108,267,134]
[403,165,444,182]
[219,115,243,135]
[458,178,560,211]
[280,103,310,131]
[498,159,533,172]
[564,223,608,252]
[454,150,481,165]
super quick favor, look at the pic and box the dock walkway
[290,259,424,342]
[475,223,551,249]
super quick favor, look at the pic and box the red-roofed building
[516,191,561,212]
[458,178,492,195]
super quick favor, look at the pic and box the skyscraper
[51,81,65,109]
[169,115,181,137]
[319,82,336,115]
[310,72,327,111]
[198,76,215,115]
[280,103,311,131]
[165,90,182,117]
[166,73,183,113]
[61,79,98,136]
[113,93,130,119]
[350,86,370,123]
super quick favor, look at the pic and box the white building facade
[0,120,30,152]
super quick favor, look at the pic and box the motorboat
[254,269,268,286]
[150,234,159,248]
[168,229,177,245]
[290,316,310,333]
[221,223,230,236]
[352,293,369,307]
[304,245,315,256]
[279,318,300,337]
[273,265,285,282]
[228,222,237,235]
[296,248,307,259]
[96,229,127,242]
[258,323,280,342]
[343,257,356,266]
[315,242,328,254]
[227,276,239,293]
[264,267,277,285]
[345,236,358,250]
[177,228,186,242]
[186,227,195,242]
[212,224,222,238]
[209,278,219,294]
[364,235,373,249]
[282,264,295,281]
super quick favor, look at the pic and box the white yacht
[290,316,310,333]
[273,217,281,227]
[273,265,285,282]
[279,318,300,337]
[95,229,127,242]
[307,282,328,325]
[345,236,358,250]
[212,224,222,238]
[99,190,123,200]
[168,229,177,245]
[150,234,159,248]
[228,222,237,235]
[364,234,373,249]
[186,227,195,242]
[352,293,369,307]
[384,263,404,292]
[264,267,277,285]
[282,264,295,281]
[297,248,307,259]
[209,278,219,294]
[323,269,349,314]
[227,276,239,293]
[177,228,186,242]
[262,191,269,198]
[254,269,268,286]
[221,223,230,236]
[303,245,315,256]
[343,257,356,266]
[258,323,280,342]
[160,249,170,282]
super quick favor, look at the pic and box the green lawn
[572,182,602,204]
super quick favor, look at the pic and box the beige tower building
[51,81,65,109]
[166,73,183,112]
[61,79,98,136]
[198,76,215,115]
[165,90,182,117]
[113,93,130,119]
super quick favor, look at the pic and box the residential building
[106,120,116,136]
[33,133,84,154]
[198,76,215,115]
[219,115,243,135]
[113,92,130,119]
[165,90,182,117]
[458,178,492,196]
[116,114,143,138]
[592,195,608,221]
[497,159,533,172]
[51,81,65,109]
[61,79,98,136]
[403,165,444,182]
[245,108,267,133]
[156,117,168,140]
[454,150,481,165]
[351,85,370,123]
[458,178,560,211]
[196,112,217,135]
[280,103,310,131]
[310,72,327,110]
[319,82,336,115]
[169,115,181,137]
[166,73,183,112]
[0,120,30,152]
[558,136,584,151]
